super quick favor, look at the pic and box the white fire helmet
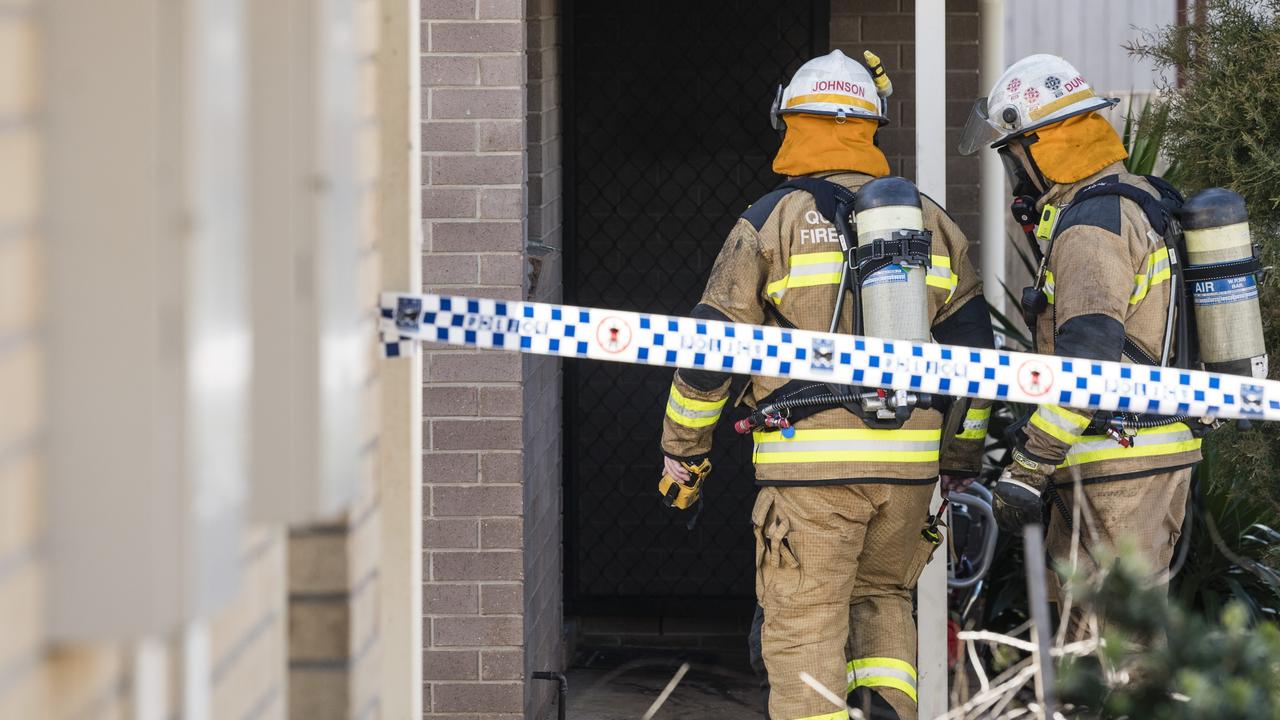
[958,54,1117,155]
[771,49,888,130]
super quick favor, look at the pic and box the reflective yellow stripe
[792,251,845,267]
[1030,404,1090,444]
[1131,247,1171,304]
[665,384,726,429]
[852,676,918,702]
[1028,88,1097,121]
[786,92,880,114]
[849,657,918,679]
[767,251,845,302]
[1043,404,1090,428]
[1047,249,1171,307]
[669,385,726,412]
[766,276,789,302]
[753,427,941,465]
[1061,424,1202,466]
[926,255,958,302]
[957,406,992,440]
[846,657,918,702]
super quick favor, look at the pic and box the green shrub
[1058,547,1280,719]
[1132,0,1280,515]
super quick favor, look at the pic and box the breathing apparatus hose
[735,387,878,434]
[829,259,850,334]
[1105,414,1194,430]
[830,204,863,335]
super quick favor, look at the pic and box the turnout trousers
[1045,467,1192,637]
[753,483,938,720]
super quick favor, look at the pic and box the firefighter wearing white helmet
[770,48,889,128]
[960,54,1211,634]
[659,48,996,720]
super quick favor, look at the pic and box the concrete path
[564,648,767,719]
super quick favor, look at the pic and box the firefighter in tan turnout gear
[958,54,1246,618]
[659,50,996,720]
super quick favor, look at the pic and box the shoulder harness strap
[775,176,857,226]
[1057,175,1190,372]
[1064,174,1171,236]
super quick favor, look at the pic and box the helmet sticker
[962,55,1116,153]
[811,79,866,97]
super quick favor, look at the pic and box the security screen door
[564,0,829,613]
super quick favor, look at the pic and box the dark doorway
[563,2,829,617]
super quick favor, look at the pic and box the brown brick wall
[829,0,983,244]
[522,0,563,716]
[420,0,532,717]
[420,0,564,716]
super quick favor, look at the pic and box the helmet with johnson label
[770,49,890,130]
[958,54,1118,155]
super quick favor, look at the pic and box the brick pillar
[522,0,564,715]
[420,0,543,717]
[829,0,982,242]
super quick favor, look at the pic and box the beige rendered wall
[0,1,390,718]
[285,0,387,716]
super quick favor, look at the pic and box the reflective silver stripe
[753,438,940,455]
[666,396,722,421]
[1131,250,1172,301]
[926,263,957,302]
[1031,405,1088,439]
[789,261,844,279]
[927,265,953,282]
[1065,425,1195,459]
[996,477,1041,498]
[847,665,919,692]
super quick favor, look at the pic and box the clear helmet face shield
[958,97,1002,156]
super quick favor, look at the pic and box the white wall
[1005,0,1177,94]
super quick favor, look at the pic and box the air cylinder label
[862,264,909,287]
[1192,275,1257,306]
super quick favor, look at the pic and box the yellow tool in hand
[658,458,712,510]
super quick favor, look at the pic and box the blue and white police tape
[380,292,1280,423]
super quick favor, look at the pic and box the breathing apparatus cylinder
[853,176,930,343]
[1180,188,1269,379]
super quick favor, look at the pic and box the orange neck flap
[772,115,890,178]
[1028,112,1129,185]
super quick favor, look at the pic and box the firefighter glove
[658,457,712,511]
[993,447,1053,532]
